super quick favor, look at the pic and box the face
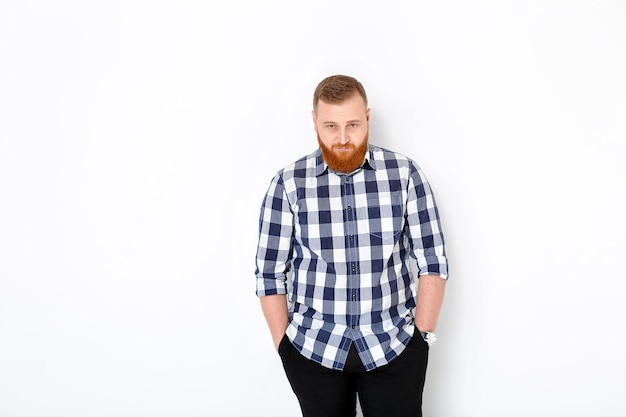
[313,93,371,173]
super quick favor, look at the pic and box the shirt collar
[314,145,378,177]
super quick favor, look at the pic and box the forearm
[415,274,446,332]
[260,294,289,351]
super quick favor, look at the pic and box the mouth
[334,146,353,152]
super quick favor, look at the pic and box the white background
[1,1,625,416]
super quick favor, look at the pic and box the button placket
[342,173,359,332]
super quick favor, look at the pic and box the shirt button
[351,325,355,329]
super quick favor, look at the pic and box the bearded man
[255,74,449,417]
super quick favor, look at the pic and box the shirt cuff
[256,277,288,297]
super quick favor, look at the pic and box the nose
[338,128,349,145]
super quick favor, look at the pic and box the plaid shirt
[255,144,448,371]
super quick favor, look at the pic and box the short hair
[313,75,368,113]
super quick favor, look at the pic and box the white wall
[1,1,625,416]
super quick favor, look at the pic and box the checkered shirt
[255,144,448,371]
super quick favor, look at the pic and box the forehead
[316,94,367,121]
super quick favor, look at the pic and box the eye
[349,123,358,128]
[326,124,335,129]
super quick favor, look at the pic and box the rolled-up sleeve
[255,172,295,296]
[405,163,449,280]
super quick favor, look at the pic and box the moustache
[332,144,355,150]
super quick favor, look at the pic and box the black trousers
[278,333,429,417]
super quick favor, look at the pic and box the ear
[366,108,371,128]
[312,110,318,132]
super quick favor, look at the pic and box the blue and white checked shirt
[255,144,448,371]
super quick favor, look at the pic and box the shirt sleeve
[405,162,449,280]
[255,171,295,296]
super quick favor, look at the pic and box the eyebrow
[322,119,364,124]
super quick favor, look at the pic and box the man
[255,75,448,417]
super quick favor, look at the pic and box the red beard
[317,133,368,174]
